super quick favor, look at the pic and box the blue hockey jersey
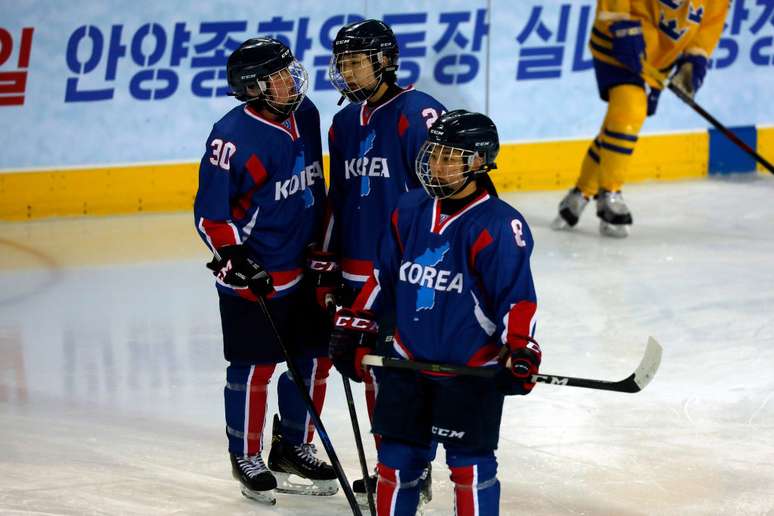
[194,97,325,300]
[323,86,446,288]
[353,189,537,367]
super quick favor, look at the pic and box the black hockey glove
[328,308,378,382]
[206,245,273,298]
[494,336,542,396]
[307,249,341,314]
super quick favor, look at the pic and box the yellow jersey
[590,0,729,85]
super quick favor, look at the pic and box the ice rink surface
[1,176,773,516]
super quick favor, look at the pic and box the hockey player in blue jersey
[310,19,447,503]
[193,38,337,505]
[329,110,542,516]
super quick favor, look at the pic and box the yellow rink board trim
[758,126,774,173]
[0,131,709,221]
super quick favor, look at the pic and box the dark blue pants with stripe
[219,288,331,455]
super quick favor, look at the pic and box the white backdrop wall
[1,0,772,170]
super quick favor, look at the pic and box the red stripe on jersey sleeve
[328,125,335,144]
[468,228,494,270]
[200,218,240,248]
[351,273,379,311]
[231,197,251,220]
[231,154,268,220]
[466,342,501,367]
[391,209,404,253]
[397,113,409,137]
[245,154,268,186]
[341,258,374,278]
[505,300,537,350]
[392,332,415,361]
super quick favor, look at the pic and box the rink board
[0,126,771,220]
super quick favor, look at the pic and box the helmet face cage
[415,142,481,199]
[240,59,308,116]
[328,49,388,103]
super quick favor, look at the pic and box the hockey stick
[642,62,774,174]
[256,297,363,516]
[362,337,662,394]
[342,377,376,516]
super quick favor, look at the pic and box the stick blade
[632,337,662,391]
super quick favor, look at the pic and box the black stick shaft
[257,298,362,515]
[342,377,376,515]
[667,83,774,174]
[642,61,774,174]
[364,355,642,393]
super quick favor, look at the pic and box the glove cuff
[353,347,371,381]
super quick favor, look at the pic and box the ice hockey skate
[352,473,376,508]
[230,453,277,505]
[267,415,338,496]
[596,189,633,238]
[418,463,433,511]
[551,187,589,230]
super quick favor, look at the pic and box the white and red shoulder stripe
[244,105,300,140]
[430,191,490,235]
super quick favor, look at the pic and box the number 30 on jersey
[209,138,236,171]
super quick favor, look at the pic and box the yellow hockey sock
[596,84,647,192]
[576,138,602,198]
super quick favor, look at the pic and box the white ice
[1,176,773,515]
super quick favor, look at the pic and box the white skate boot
[596,189,633,238]
[551,187,590,230]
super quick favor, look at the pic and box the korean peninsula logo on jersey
[344,130,390,196]
[274,148,321,206]
[399,242,463,311]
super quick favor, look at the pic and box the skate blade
[599,221,629,238]
[551,215,573,231]
[239,485,277,505]
[273,472,338,496]
[416,491,431,515]
[355,492,373,509]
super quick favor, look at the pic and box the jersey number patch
[511,219,527,248]
[209,138,236,171]
[421,108,442,129]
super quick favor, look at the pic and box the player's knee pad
[376,461,426,516]
[224,363,275,455]
[446,448,500,516]
[378,438,433,474]
[604,84,647,141]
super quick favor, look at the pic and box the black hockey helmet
[415,110,500,199]
[328,19,399,103]
[227,37,308,116]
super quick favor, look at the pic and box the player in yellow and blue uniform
[552,0,729,237]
